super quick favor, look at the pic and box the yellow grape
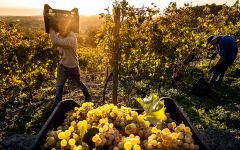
[124,141,132,150]
[73,113,77,117]
[184,127,191,133]
[65,130,71,137]
[112,107,118,113]
[131,138,140,145]
[162,128,171,135]
[61,139,67,147]
[103,125,108,132]
[73,146,80,150]
[126,115,132,120]
[147,143,153,149]
[109,123,114,128]
[178,132,184,139]
[78,145,83,150]
[133,144,141,150]
[145,121,150,127]
[92,135,100,142]
[171,122,177,128]
[58,132,66,139]
[151,127,159,133]
[152,140,157,146]
[99,128,104,133]
[110,112,115,117]
[71,121,77,126]
[69,126,75,132]
[73,133,80,141]
[157,142,162,148]
[69,138,76,146]
[99,118,105,124]
[179,123,185,130]
[171,132,179,139]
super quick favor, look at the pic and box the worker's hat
[207,35,218,44]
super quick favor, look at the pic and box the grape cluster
[92,118,123,148]
[44,102,199,150]
[143,123,199,150]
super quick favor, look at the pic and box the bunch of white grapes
[44,102,199,150]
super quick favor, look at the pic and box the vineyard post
[112,5,121,104]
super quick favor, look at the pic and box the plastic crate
[30,98,210,150]
[43,4,79,33]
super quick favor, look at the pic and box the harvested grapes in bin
[44,94,200,150]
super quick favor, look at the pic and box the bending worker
[207,35,238,87]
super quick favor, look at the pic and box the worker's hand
[49,19,58,32]
[209,66,215,73]
[210,53,218,59]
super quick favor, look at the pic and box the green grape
[46,137,56,146]
[118,141,124,149]
[47,131,55,137]
[183,142,190,149]
[189,143,196,150]
[185,137,192,143]
[113,146,120,150]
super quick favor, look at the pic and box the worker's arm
[215,57,224,67]
[49,28,77,49]
[209,57,224,73]
[210,52,218,59]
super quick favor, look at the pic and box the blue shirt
[217,35,238,65]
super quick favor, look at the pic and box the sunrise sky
[0,0,237,16]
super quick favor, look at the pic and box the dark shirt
[217,35,238,65]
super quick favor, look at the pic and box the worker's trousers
[209,60,230,87]
[52,64,91,109]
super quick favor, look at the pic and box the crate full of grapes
[30,95,209,150]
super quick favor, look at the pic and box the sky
[0,0,237,16]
